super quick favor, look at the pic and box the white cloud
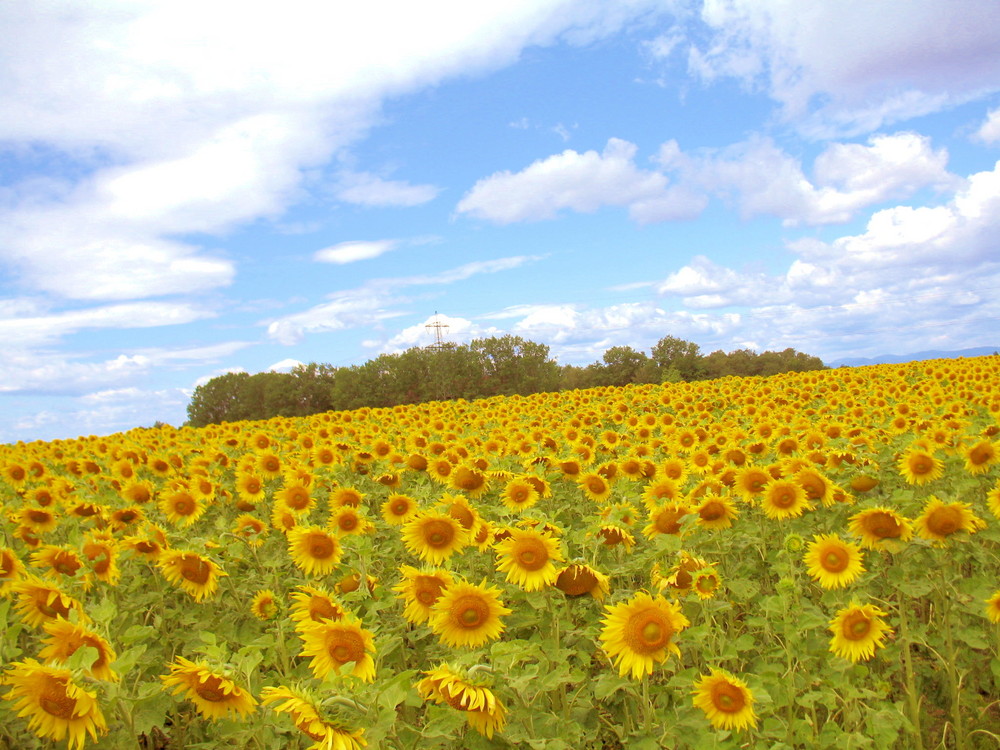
[314,240,399,264]
[684,0,1000,135]
[975,107,1000,144]
[456,138,693,223]
[269,358,305,372]
[334,172,439,207]
[378,314,497,352]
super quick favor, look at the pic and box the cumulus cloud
[314,240,399,265]
[683,0,1000,134]
[975,107,1000,144]
[455,138,702,223]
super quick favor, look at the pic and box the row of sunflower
[0,356,999,748]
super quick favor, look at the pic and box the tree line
[185,335,826,427]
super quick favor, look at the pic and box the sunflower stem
[896,594,925,750]
[641,675,654,737]
[938,589,967,750]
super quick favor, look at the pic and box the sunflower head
[828,602,892,662]
[692,668,758,731]
[402,511,469,566]
[914,496,985,544]
[161,657,258,720]
[600,591,689,679]
[494,528,563,592]
[429,580,511,649]
[848,507,913,550]
[394,565,454,625]
[803,534,865,589]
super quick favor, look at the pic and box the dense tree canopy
[185,334,826,427]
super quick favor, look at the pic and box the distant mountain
[826,346,1000,368]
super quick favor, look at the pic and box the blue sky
[2,0,1000,443]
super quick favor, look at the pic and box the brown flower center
[624,607,673,654]
[711,681,746,713]
[39,683,76,718]
[452,594,489,629]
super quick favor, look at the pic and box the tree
[650,336,704,381]
[185,371,251,427]
[471,335,560,397]
[600,346,650,386]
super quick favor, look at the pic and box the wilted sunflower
[261,685,367,750]
[417,664,507,739]
[555,563,611,601]
[759,478,811,520]
[914,496,985,544]
[381,494,418,525]
[500,478,540,512]
[985,591,1000,624]
[600,591,689,679]
[401,511,469,566]
[161,657,257,720]
[289,584,346,632]
[394,566,454,625]
[848,507,913,550]
[287,526,342,576]
[897,448,944,486]
[803,534,865,589]
[828,603,892,662]
[298,616,376,682]
[1,658,107,749]
[596,524,636,550]
[158,551,226,602]
[494,528,563,592]
[38,620,118,682]
[12,576,88,628]
[251,589,279,620]
[692,668,758,732]
[429,580,511,649]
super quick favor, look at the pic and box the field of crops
[2,357,1000,749]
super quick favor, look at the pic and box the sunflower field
[2,356,1000,749]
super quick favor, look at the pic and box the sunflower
[381,494,418,525]
[694,496,738,530]
[494,528,563,592]
[257,451,283,479]
[81,535,120,586]
[401,511,469,566]
[29,545,86,584]
[1,546,25,595]
[330,486,364,508]
[794,467,834,507]
[109,505,144,531]
[161,657,257,720]
[12,576,88,629]
[985,591,1000,624]
[450,465,489,497]
[555,563,611,601]
[417,664,507,739]
[642,503,690,538]
[158,551,226,602]
[233,514,268,548]
[600,591,689,679]
[261,685,368,750]
[38,620,118,682]
[289,584,346,632]
[120,479,155,505]
[329,506,372,537]
[121,524,168,561]
[828,603,893,662]
[18,507,60,535]
[159,489,205,528]
[298,616,376,682]
[803,534,865,589]
[500,478,540,512]
[278,482,315,515]
[251,589,279,620]
[429,580,511,649]
[235,472,266,504]
[848,507,913,550]
[760,479,811,520]
[642,478,682,509]
[442,493,480,531]
[963,439,999,475]
[987,481,1000,519]
[394,566,454,625]
[654,551,709,595]
[0,658,107,749]
[596,524,636,550]
[692,668,758,732]
[914,496,985,544]
[579,472,612,503]
[897,448,943,486]
[691,567,723,600]
[287,526,342,576]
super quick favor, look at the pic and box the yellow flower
[450,465,489,497]
[803,534,865,589]
[251,589,279,620]
[159,489,205,527]
[914,496,985,544]
[161,657,257,720]
[760,479,811,520]
[1,546,26,595]
[38,620,118,682]
[158,551,226,602]
[329,506,372,537]
[287,526,342,576]
[694,496,738,530]
[401,511,469,565]
[494,528,563,592]
[289,584,346,632]
[642,502,690,538]
[692,668,758,731]
[828,603,892,662]
[429,580,511,649]
[12,576,88,629]
[897,448,943,485]
[298,617,376,682]
[261,685,367,750]
[500,478,540,512]
[278,482,315,515]
[578,472,612,503]
[381,493,418,525]
[554,563,611,601]
[691,567,723,600]
[233,514,268,548]
[985,591,1000,624]
[963,439,998,475]
[1,658,107,749]
[393,566,454,625]
[600,591,689,679]
[417,664,507,739]
[848,507,913,550]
